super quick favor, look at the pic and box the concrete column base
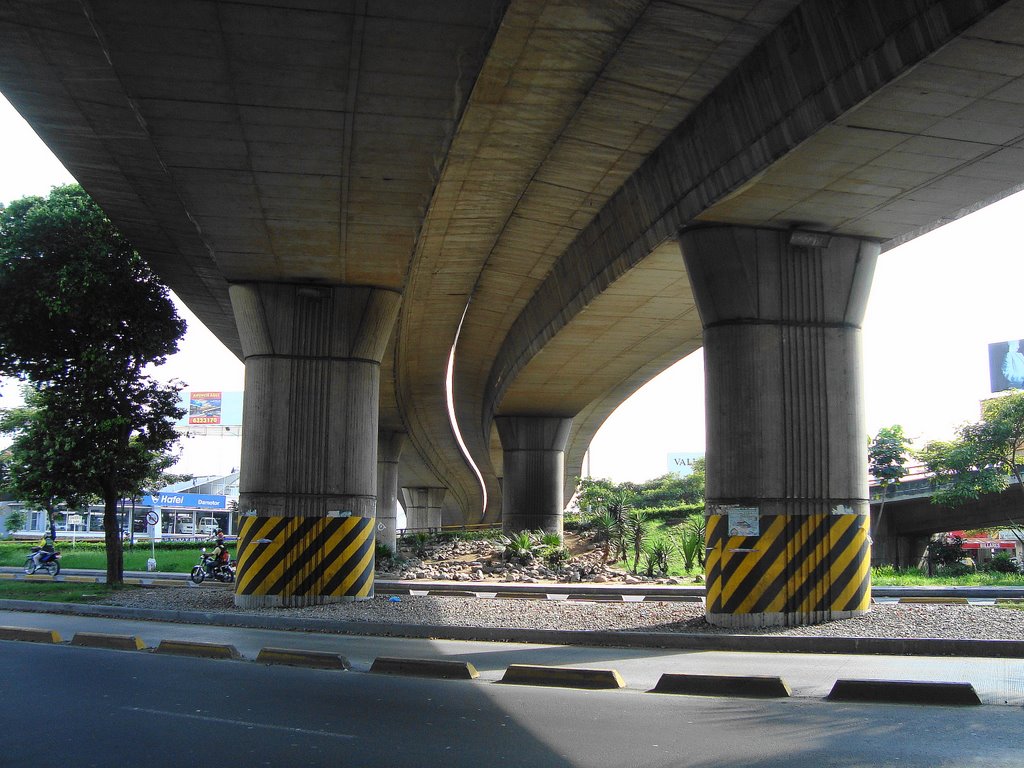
[402,487,445,531]
[681,226,878,628]
[496,415,572,534]
[229,283,400,608]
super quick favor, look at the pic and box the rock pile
[377,533,690,585]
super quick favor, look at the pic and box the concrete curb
[827,679,982,705]
[0,624,61,643]
[71,631,146,651]
[500,664,625,689]
[651,673,791,698]
[257,647,350,670]
[370,656,479,679]
[154,639,241,660]
[2,599,1024,658]
[898,597,970,605]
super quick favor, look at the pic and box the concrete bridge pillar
[377,431,405,555]
[496,415,572,535]
[680,226,878,628]
[230,283,400,608]
[401,487,446,531]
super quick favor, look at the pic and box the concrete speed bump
[257,647,351,671]
[154,639,241,660]
[370,657,479,680]
[71,632,146,651]
[827,679,982,705]
[651,673,791,698]
[898,597,969,605]
[0,625,62,643]
[500,664,625,690]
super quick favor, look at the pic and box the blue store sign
[140,493,227,510]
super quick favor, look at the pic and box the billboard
[188,391,222,424]
[667,451,704,477]
[989,339,1024,393]
[176,391,243,427]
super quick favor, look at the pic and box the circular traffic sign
[146,511,160,526]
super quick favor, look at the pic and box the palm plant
[500,530,542,565]
[644,535,672,577]
[590,512,618,563]
[623,509,649,573]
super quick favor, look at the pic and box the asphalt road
[3,637,1022,768]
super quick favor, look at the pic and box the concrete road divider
[154,639,241,660]
[500,664,625,689]
[0,625,61,643]
[827,679,982,705]
[71,632,146,651]
[651,673,791,698]
[898,597,969,605]
[370,657,479,680]
[257,647,351,670]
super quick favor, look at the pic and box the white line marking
[124,707,356,740]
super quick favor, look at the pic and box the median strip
[0,625,62,643]
[827,679,982,705]
[71,632,146,651]
[651,673,791,698]
[154,639,241,660]
[369,657,478,680]
[257,647,350,671]
[500,664,625,690]
[898,597,969,605]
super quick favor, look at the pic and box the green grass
[0,581,134,603]
[870,565,1024,586]
[0,541,234,573]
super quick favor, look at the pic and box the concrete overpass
[4,0,1024,626]
[871,475,1024,568]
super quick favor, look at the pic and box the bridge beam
[681,225,878,628]
[231,283,400,607]
[402,487,446,531]
[496,415,573,535]
[377,431,405,554]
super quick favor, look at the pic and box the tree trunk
[103,490,123,585]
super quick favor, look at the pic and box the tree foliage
[920,392,1024,508]
[0,185,186,583]
[574,464,705,515]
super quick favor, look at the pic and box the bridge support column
[377,432,405,554]
[496,416,572,535]
[680,226,878,628]
[402,487,446,531]
[230,283,400,608]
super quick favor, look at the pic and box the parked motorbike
[189,550,235,584]
[23,548,61,577]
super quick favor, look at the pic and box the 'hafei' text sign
[137,493,227,510]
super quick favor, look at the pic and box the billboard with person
[989,339,1024,393]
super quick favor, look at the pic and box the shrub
[500,530,542,565]
[986,552,1020,574]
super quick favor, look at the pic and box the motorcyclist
[31,525,56,570]
[207,530,229,576]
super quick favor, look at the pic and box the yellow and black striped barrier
[705,511,870,628]
[235,514,375,606]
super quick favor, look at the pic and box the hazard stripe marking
[236,516,375,599]
[705,512,870,623]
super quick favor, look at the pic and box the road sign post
[146,509,161,570]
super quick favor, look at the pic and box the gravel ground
[98,587,1024,639]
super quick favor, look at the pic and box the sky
[2,93,1023,483]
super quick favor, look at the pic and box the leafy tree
[4,508,26,537]
[920,393,1024,509]
[868,425,910,537]
[0,387,88,527]
[0,185,185,583]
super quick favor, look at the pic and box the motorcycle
[189,550,235,584]
[23,548,61,577]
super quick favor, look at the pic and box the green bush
[985,552,1020,574]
